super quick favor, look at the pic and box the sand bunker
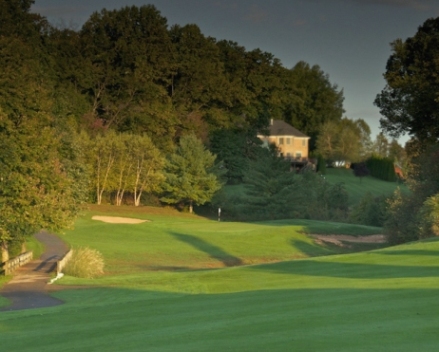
[311,234,386,248]
[92,216,149,224]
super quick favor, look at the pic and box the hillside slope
[324,167,409,205]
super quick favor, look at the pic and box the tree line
[0,1,345,146]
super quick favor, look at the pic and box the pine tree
[161,135,222,213]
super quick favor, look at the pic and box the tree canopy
[315,118,370,164]
[375,17,439,144]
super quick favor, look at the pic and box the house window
[279,137,284,145]
[296,152,302,159]
[302,139,306,147]
[286,138,291,145]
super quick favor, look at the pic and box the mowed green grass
[325,167,409,205]
[1,207,438,351]
[54,206,382,277]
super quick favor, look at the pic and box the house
[258,119,310,162]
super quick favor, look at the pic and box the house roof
[266,119,309,138]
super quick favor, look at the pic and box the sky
[32,0,439,145]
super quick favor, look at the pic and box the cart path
[0,231,69,311]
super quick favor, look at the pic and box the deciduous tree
[0,116,84,260]
[375,17,439,143]
[285,61,345,150]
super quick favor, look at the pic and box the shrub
[417,193,439,239]
[7,240,24,259]
[349,193,388,227]
[64,247,104,278]
[316,155,326,175]
[383,189,419,244]
[352,162,370,182]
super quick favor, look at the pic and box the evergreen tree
[242,151,299,220]
[161,135,222,213]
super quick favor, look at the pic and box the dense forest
[1,1,346,145]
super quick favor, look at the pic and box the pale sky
[32,0,439,144]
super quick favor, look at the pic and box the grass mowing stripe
[1,287,439,351]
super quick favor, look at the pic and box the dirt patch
[310,234,386,248]
[92,216,149,224]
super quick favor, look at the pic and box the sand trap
[92,216,149,224]
[310,234,386,248]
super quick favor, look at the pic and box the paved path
[0,231,69,311]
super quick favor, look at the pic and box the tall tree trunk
[134,192,142,207]
[116,189,125,206]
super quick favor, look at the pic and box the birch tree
[130,135,165,207]
[113,133,132,206]
[90,130,122,205]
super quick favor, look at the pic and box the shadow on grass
[375,249,439,257]
[290,238,386,259]
[169,232,243,267]
[290,239,331,257]
[250,258,439,279]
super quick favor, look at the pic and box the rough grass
[63,247,104,279]
[324,167,409,205]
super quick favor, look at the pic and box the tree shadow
[375,249,439,257]
[250,259,439,280]
[290,239,332,257]
[33,255,58,273]
[169,232,243,267]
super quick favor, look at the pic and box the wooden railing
[1,251,33,275]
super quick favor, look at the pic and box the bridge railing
[1,251,33,275]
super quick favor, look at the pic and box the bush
[349,193,388,227]
[7,240,24,259]
[384,189,419,245]
[303,177,349,222]
[384,146,439,244]
[64,247,104,278]
[316,155,326,175]
[418,193,439,239]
